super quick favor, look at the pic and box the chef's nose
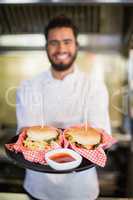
[57,41,67,52]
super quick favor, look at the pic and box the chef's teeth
[56,54,68,60]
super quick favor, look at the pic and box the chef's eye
[63,39,73,45]
[48,40,59,47]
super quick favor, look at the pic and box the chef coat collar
[47,65,79,82]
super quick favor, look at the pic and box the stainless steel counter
[0,193,133,200]
[0,193,30,200]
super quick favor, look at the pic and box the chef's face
[46,27,78,71]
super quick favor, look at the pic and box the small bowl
[45,148,82,171]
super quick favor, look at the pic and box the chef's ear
[45,43,48,51]
[76,41,79,49]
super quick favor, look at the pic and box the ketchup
[49,153,76,163]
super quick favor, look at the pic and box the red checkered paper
[5,127,63,165]
[63,124,117,167]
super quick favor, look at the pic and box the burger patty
[23,134,59,150]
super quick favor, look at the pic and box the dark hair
[44,15,78,41]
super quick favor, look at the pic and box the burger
[64,127,101,150]
[23,126,60,150]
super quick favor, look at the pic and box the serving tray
[5,135,95,174]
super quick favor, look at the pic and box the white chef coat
[16,67,111,200]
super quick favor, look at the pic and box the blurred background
[0,0,133,199]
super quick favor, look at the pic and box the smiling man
[45,17,78,80]
[16,15,111,200]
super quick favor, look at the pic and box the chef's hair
[44,15,78,41]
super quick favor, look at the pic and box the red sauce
[49,153,76,163]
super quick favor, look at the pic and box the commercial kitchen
[0,0,133,199]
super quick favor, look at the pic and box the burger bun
[27,126,59,141]
[65,127,101,145]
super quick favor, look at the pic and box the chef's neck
[51,65,75,80]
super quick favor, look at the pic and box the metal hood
[0,2,132,53]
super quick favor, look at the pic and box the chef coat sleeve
[16,81,36,134]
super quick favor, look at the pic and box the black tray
[5,135,95,174]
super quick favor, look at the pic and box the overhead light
[0,0,40,3]
[0,34,45,47]
[78,34,89,47]
[0,33,121,50]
